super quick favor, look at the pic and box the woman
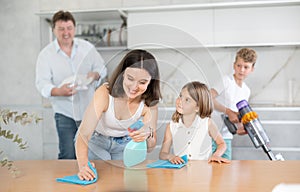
[76,49,162,180]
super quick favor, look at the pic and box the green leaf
[6,130,14,139]
[0,108,42,177]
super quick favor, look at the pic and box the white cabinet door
[128,4,300,48]
[214,5,300,46]
[127,10,214,49]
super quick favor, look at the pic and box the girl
[76,49,162,180]
[159,81,229,164]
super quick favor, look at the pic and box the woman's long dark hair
[108,49,162,107]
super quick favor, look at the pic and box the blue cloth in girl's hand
[146,155,188,169]
[56,161,98,185]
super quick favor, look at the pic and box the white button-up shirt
[36,38,107,120]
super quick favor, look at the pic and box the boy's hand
[236,123,247,135]
[226,108,239,123]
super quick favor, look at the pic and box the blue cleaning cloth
[56,161,98,185]
[146,155,188,169]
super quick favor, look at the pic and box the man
[36,10,107,159]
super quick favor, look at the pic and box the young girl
[159,81,230,164]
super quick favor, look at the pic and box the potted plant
[0,109,42,177]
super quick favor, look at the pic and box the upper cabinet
[127,0,300,48]
[37,1,300,50]
[127,9,214,49]
[214,4,300,47]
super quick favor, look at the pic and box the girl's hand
[77,162,96,181]
[169,156,185,164]
[208,155,231,164]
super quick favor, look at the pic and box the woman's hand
[208,155,231,164]
[128,128,149,142]
[77,162,96,181]
[169,156,185,164]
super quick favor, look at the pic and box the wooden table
[1,160,299,192]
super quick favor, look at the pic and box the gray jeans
[88,131,131,160]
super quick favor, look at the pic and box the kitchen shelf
[37,8,126,21]
[37,8,127,50]
[96,46,127,51]
[130,42,300,50]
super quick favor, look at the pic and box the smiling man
[35,10,107,159]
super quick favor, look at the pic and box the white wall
[0,0,40,105]
[0,0,42,160]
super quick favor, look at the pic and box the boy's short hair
[235,48,257,66]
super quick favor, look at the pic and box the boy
[210,48,257,160]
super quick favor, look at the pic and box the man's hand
[87,72,100,81]
[51,83,77,96]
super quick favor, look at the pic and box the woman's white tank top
[95,95,144,137]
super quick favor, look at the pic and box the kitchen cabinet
[127,0,300,49]
[37,1,300,50]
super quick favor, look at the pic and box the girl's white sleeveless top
[170,116,212,160]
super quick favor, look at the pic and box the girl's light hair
[172,81,213,123]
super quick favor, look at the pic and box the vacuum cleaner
[223,99,284,161]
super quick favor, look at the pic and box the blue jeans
[212,139,232,160]
[54,113,81,159]
[88,131,131,160]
